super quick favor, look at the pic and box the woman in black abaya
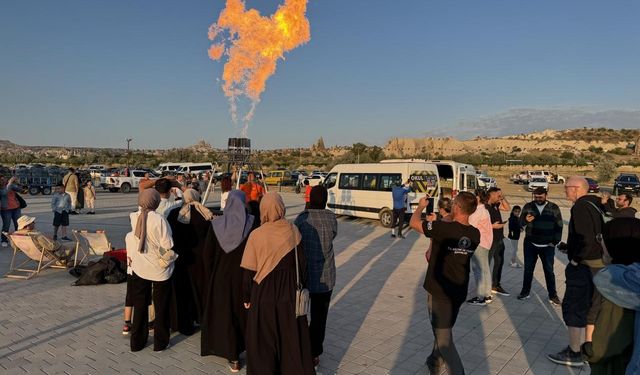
[166,188,214,335]
[201,190,256,372]
[241,192,316,375]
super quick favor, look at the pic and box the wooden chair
[3,232,66,280]
[72,230,112,265]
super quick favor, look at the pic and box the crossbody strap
[294,245,301,289]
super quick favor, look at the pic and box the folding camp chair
[72,230,112,266]
[3,232,66,280]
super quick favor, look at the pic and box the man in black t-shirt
[410,191,480,375]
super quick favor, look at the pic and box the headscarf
[136,189,161,253]
[212,190,255,253]
[241,192,302,284]
[178,188,214,224]
[309,185,328,209]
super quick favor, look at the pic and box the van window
[459,173,465,191]
[379,174,402,191]
[339,173,362,190]
[362,174,378,190]
[324,173,337,189]
[467,174,477,190]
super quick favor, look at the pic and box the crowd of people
[4,166,640,375]
[407,176,639,375]
[123,172,337,374]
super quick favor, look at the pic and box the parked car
[101,169,155,193]
[613,173,640,196]
[527,177,549,192]
[477,176,497,189]
[264,170,293,185]
[510,171,529,184]
[585,177,600,193]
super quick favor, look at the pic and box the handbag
[16,193,27,209]
[294,245,310,317]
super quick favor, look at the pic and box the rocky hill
[384,128,640,157]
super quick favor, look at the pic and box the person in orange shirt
[303,180,312,209]
[240,173,265,202]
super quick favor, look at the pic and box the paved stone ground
[0,190,591,374]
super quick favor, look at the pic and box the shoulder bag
[16,193,27,209]
[294,245,310,317]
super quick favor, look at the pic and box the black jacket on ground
[567,195,605,263]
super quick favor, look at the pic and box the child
[51,183,72,241]
[83,180,96,214]
[507,205,522,268]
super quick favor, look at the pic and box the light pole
[126,138,133,169]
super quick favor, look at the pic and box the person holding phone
[516,187,563,306]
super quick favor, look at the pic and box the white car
[477,176,497,189]
[303,174,325,187]
[527,177,549,192]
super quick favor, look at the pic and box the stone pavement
[0,190,590,374]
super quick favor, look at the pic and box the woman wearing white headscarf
[201,190,257,372]
[166,189,214,335]
[241,193,315,375]
[126,189,175,352]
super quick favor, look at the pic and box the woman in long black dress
[166,188,214,335]
[201,190,256,372]
[241,192,316,375]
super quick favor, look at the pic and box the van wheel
[379,208,393,228]
[42,186,52,195]
[29,186,41,195]
[120,183,131,193]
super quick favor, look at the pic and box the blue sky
[1,0,639,149]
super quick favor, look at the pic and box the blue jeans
[471,246,492,298]
[520,240,557,298]
[1,208,21,242]
[593,264,640,375]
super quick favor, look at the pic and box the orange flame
[208,0,311,133]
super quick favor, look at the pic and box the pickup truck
[101,170,153,193]
[510,171,529,184]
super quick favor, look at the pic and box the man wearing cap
[517,187,563,305]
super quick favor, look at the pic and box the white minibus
[324,162,440,227]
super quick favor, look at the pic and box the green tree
[595,157,617,182]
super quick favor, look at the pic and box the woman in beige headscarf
[241,192,315,375]
[166,189,214,335]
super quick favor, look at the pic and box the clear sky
[1,0,639,149]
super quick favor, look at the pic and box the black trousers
[309,291,332,357]
[427,293,464,375]
[392,208,406,235]
[491,239,506,288]
[129,272,172,352]
[520,240,557,298]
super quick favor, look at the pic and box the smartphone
[425,197,435,215]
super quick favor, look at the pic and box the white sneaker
[1,242,7,248]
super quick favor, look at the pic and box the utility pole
[126,138,133,169]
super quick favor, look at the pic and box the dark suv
[613,173,640,196]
